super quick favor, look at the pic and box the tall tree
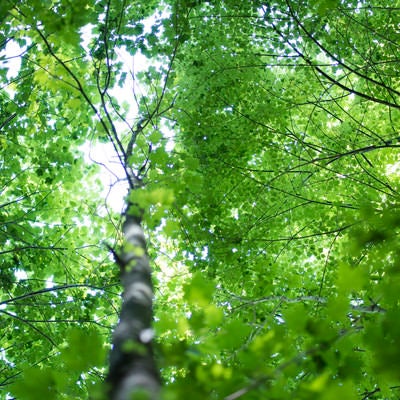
[1,1,168,398]
[1,1,400,399]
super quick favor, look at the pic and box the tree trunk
[107,203,160,400]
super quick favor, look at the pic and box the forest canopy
[1,0,400,399]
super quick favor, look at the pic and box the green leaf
[184,272,214,307]
[148,130,163,144]
[10,367,57,400]
[60,327,106,371]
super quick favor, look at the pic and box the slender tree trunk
[107,202,160,400]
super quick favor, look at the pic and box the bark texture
[107,208,160,400]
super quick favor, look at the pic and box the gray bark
[107,208,160,400]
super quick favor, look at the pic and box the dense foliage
[1,0,400,399]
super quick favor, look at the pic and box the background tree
[0,0,400,399]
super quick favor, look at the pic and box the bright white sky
[0,27,156,213]
[1,11,186,316]
[0,37,146,282]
